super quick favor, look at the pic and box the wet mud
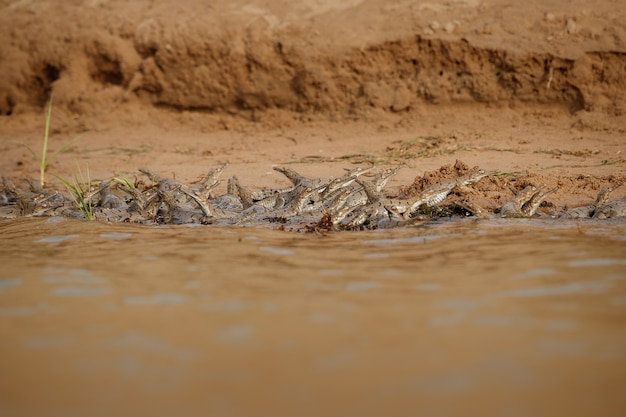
[2,161,625,231]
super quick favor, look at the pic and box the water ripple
[345,281,380,292]
[22,335,74,349]
[0,278,22,290]
[205,300,248,312]
[0,304,48,316]
[499,280,612,298]
[568,259,626,267]
[259,246,293,255]
[124,293,188,305]
[51,287,111,297]
[36,234,80,243]
[217,325,254,346]
[100,233,132,240]
[363,234,453,246]
[511,268,558,280]
[43,268,107,284]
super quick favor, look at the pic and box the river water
[1,217,625,416]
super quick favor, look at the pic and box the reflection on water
[36,234,80,243]
[569,258,626,267]
[0,278,21,289]
[498,280,614,298]
[1,217,626,416]
[124,293,189,305]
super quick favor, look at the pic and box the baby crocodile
[385,168,491,219]
[500,185,558,218]
[560,184,625,219]
[592,196,626,219]
[456,184,558,218]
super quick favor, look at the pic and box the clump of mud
[400,160,473,198]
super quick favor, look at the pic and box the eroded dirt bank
[1,0,625,120]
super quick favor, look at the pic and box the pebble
[429,21,440,31]
[566,18,577,34]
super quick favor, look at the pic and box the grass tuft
[55,165,94,220]
[111,176,135,189]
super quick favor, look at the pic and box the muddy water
[1,217,626,417]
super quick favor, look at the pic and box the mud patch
[2,161,626,230]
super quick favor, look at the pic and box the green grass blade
[49,131,88,161]
[54,168,94,221]
[24,145,41,164]
[40,94,54,186]
[54,174,74,191]
[111,176,134,189]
